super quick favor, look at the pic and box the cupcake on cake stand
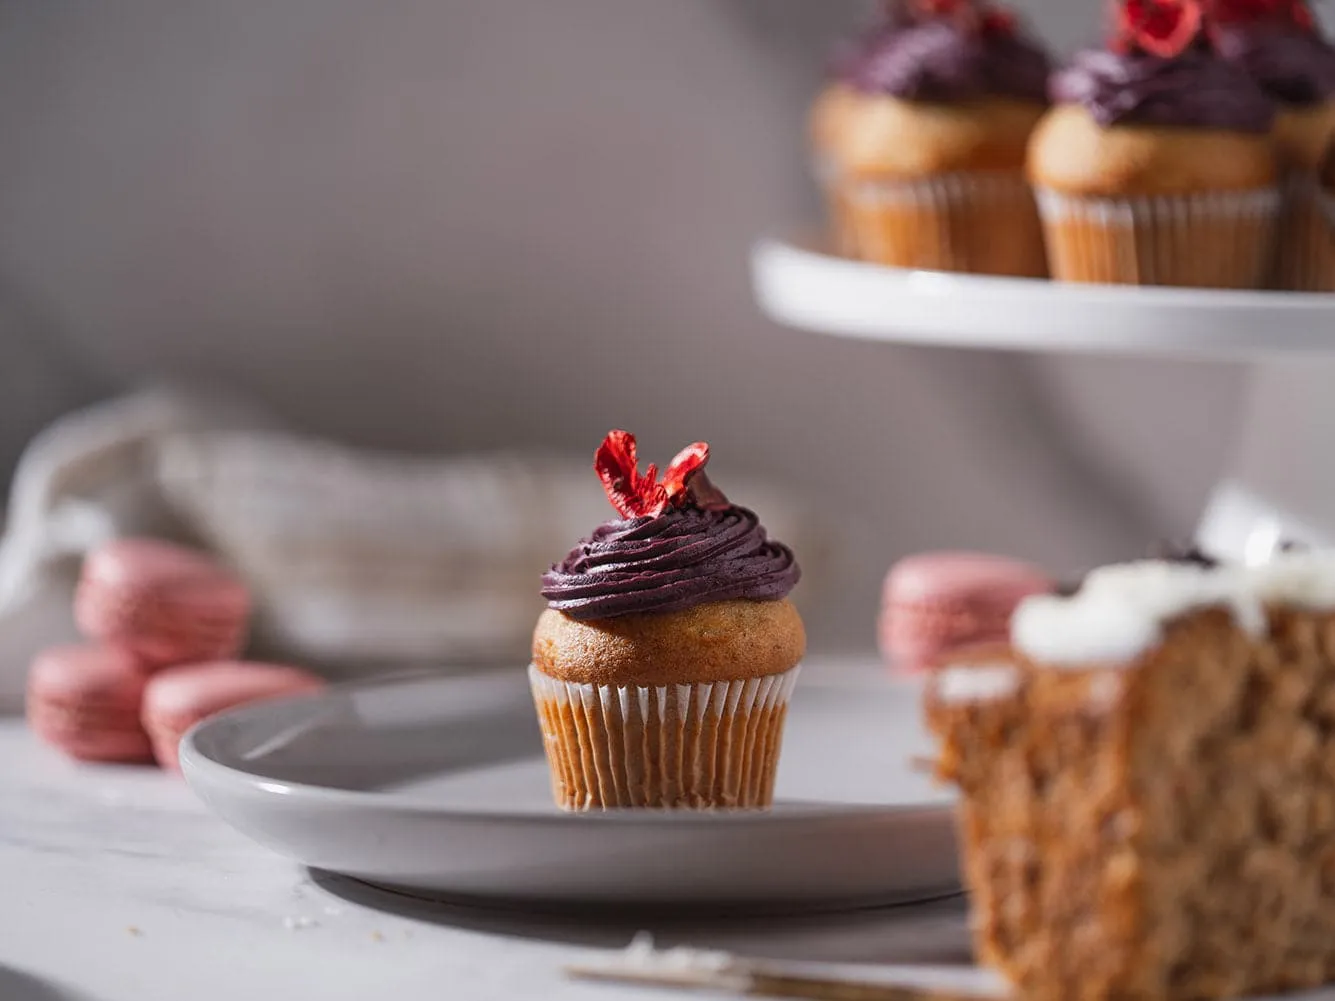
[759,0,1335,564]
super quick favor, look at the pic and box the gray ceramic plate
[180,661,959,909]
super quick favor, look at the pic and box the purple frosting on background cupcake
[850,18,1050,104]
[1212,23,1335,105]
[1051,48,1276,131]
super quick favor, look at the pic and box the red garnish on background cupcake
[909,0,974,17]
[1112,0,1205,57]
[979,8,1018,36]
[902,0,1017,36]
[594,431,729,519]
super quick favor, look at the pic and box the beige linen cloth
[0,388,817,711]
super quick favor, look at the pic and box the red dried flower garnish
[595,430,667,519]
[663,443,732,511]
[661,442,709,504]
[593,431,730,519]
[1113,0,1204,57]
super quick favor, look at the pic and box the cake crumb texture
[929,606,1335,1001]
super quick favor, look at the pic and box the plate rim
[180,668,953,830]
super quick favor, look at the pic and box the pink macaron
[27,644,154,763]
[142,661,325,771]
[75,538,252,668]
[879,551,1054,674]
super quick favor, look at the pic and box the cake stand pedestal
[750,236,1335,562]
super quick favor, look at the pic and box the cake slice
[928,551,1335,1001]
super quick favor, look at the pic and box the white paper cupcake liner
[843,171,1046,276]
[1278,173,1335,292]
[528,664,801,811]
[1034,186,1280,288]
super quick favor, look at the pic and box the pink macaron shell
[75,538,252,667]
[26,644,155,763]
[880,551,1053,673]
[884,591,1037,657]
[882,594,1046,673]
[142,661,325,771]
[883,551,1052,602]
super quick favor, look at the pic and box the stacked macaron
[75,539,253,668]
[27,538,322,769]
[26,645,155,763]
[140,661,325,770]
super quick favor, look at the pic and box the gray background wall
[0,1,1264,649]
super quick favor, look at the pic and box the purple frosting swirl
[1051,48,1275,131]
[848,20,1050,103]
[541,507,800,620]
[1213,24,1335,105]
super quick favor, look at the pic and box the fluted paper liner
[1035,186,1279,288]
[1276,174,1335,292]
[528,664,800,811]
[843,171,1047,277]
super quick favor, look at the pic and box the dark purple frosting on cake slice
[541,507,800,621]
[1051,47,1276,130]
[1212,23,1335,105]
[852,19,1051,103]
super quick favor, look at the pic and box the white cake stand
[750,235,1335,562]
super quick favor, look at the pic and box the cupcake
[1029,0,1280,288]
[531,431,804,811]
[830,0,1052,276]
[809,11,894,257]
[1212,0,1335,289]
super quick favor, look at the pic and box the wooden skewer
[567,964,998,1001]
[565,939,1006,1001]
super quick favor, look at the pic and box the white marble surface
[0,713,993,1001]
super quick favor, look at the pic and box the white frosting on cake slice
[1013,550,1335,667]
